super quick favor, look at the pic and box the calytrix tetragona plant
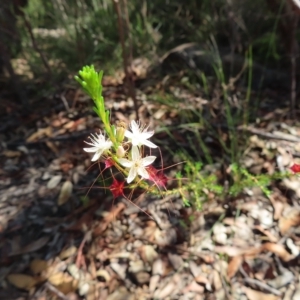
[75,66,287,209]
[75,66,168,199]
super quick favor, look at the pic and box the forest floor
[1,57,300,300]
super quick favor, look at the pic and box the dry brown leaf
[149,275,160,293]
[216,243,292,262]
[30,259,48,275]
[278,209,300,234]
[63,120,76,130]
[7,274,38,290]
[47,175,62,189]
[212,270,222,290]
[45,140,59,154]
[189,260,201,278]
[65,211,93,232]
[51,117,69,127]
[93,203,125,235]
[227,256,243,279]
[197,254,215,264]
[154,281,177,298]
[85,284,99,300]
[26,127,52,142]
[237,200,258,212]
[253,225,278,243]
[262,243,294,262]
[57,180,73,205]
[48,272,78,295]
[268,195,284,221]
[194,275,210,285]
[9,236,50,256]
[1,150,22,157]
[59,246,77,260]
[215,246,247,257]
[63,118,85,131]
[242,286,279,300]
[183,280,205,294]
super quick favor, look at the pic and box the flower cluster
[76,66,167,199]
[84,120,158,185]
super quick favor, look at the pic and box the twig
[45,282,69,300]
[60,94,70,111]
[288,9,298,119]
[76,230,91,268]
[242,277,282,296]
[239,126,300,143]
[220,271,232,300]
[123,0,133,65]
[21,15,52,76]
[0,45,28,106]
[93,202,125,235]
[239,264,282,296]
[0,2,28,107]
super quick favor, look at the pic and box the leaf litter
[2,59,300,300]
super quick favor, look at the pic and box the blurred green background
[1,0,293,81]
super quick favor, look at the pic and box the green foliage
[18,0,286,77]
[175,153,288,210]
[75,66,117,146]
[75,66,104,100]
[22,0,119,75]
[175,154,223,210]
[229,163,287,197]
[253,33,281,61]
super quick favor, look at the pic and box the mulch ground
[1,68,300,300]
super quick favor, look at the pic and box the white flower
[83,131,113,161]
[119,146,156,183]
[125,120,157,148]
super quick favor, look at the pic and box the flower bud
[116,145,126,158]
[116,120,127,143]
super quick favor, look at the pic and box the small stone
[134,271,150,285]
[140,245,158,264]
[128,260,144,273]
[154,228,177,246]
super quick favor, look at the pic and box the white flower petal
[131,120,139,131]
[127,167,137,183]
[137,166,149,179]
[125,120,156,148]
[143,139,157,148]
[83,131,112,161]
[83,147,99,153]
[91,151,102,161]
[142,156,156,166]
[85,140,101,146]
[119,158,133,168]
[120,144,156,183]
[124,130,134,139]
[140,131,154,139]
[130,139,140,146]
[131,146,140,161]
